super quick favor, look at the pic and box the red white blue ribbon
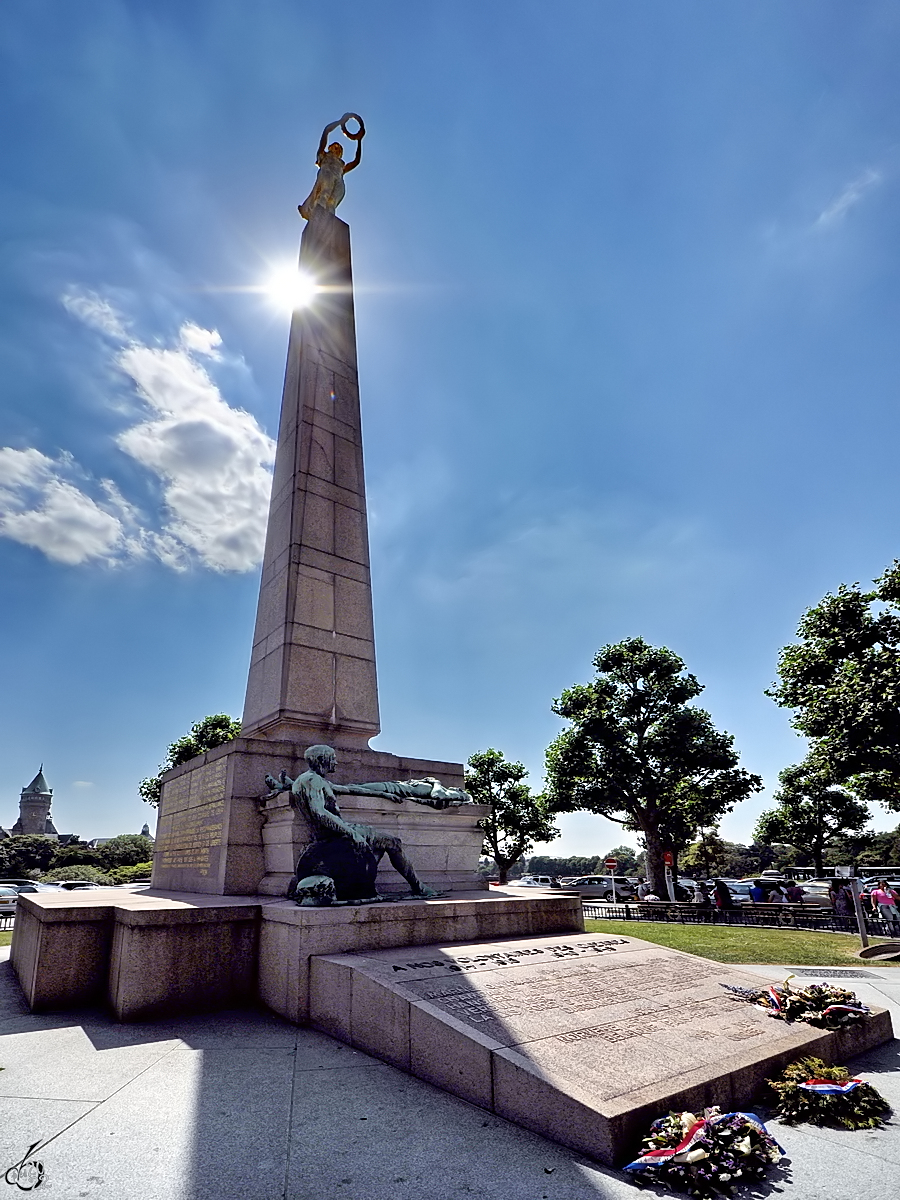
[623,1119,708,1170]
[623,1112,782,1173]
[821,1003,869,1019]
[798,1078,862,1094]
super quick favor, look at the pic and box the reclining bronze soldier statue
[264,744,471,905]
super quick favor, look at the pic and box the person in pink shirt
[869,881,900,925]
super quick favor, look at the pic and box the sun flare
[263,266,318,311]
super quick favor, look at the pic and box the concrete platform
[10,888,582,1022]
[311,931,895,1165]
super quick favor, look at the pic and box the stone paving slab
[0,948,898,1199]
[0,1023,182,1100]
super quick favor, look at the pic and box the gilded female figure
[298,113,365,220]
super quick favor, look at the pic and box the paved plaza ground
[0,947,897,1200]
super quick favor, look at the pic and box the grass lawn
[584,918,899,967]
[0,931,11,947]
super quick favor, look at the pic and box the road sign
[604,858,617,870]
[663,851,674,866]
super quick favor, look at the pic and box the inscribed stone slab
[310,932,894,1164]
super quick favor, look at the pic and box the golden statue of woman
[298,113,365,220]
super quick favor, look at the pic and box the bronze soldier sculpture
[264,745,471,905]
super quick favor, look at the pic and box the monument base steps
[309,932,895,1166]
[10,890,582,1023]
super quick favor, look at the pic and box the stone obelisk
[241,206,379,750]
[152,116,483,897]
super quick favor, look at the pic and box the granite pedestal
[151,738,481,897]
[10,889,582,1024]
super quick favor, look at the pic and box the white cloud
[115,334,275,571]
[0,300,275,572]
[179,323,222,358]
[0,476,124,565]
[815,169,881,229]
[71,781,94,789]
[61,289,129,340]
[0,447,126,565]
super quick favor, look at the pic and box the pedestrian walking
[869,881,900,925]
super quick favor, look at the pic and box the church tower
[12,767,59,838]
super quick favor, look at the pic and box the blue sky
[2,1,900,855]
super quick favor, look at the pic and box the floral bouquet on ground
[767,1056,891,1130]
[623,1106,783,1197]
[720,975,870,1028]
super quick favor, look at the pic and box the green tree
[466,748,559,885]
[602,845,638,874]
[139,713,241,807]
[769,561,900,810]
[545,638,762,896]
[99,834,155,869]
[0,835,58,878]
[49,840,104,870]
[108,862,154,884]
[681,829,731,878]
[754,755,871,877]
[527,855,599,878]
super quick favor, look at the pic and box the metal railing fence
[582,900,900,939]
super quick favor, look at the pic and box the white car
[0,887,19,919]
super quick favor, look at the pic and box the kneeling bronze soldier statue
[264,745,471,905]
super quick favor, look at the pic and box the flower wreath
[720,975,870,1028]
[623,1107,782,1196]
[767,1056,891,1130]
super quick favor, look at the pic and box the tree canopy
[99,834,155,868]
[466,748,558,885]
[139,713,241,807]
[545,638,762,894]
[0,834,58,878]
[753,754,870,877]
[769,561,900,810]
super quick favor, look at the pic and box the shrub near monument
[139,714,241,808]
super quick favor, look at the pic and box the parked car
[506,875,565,889]
[0,887,19,918]
[3,882,63,894]
[569,875,637,900]
[712,879,753,905]
[55,880,105,891]
[730,878,834,906]
[861,876,900,893]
